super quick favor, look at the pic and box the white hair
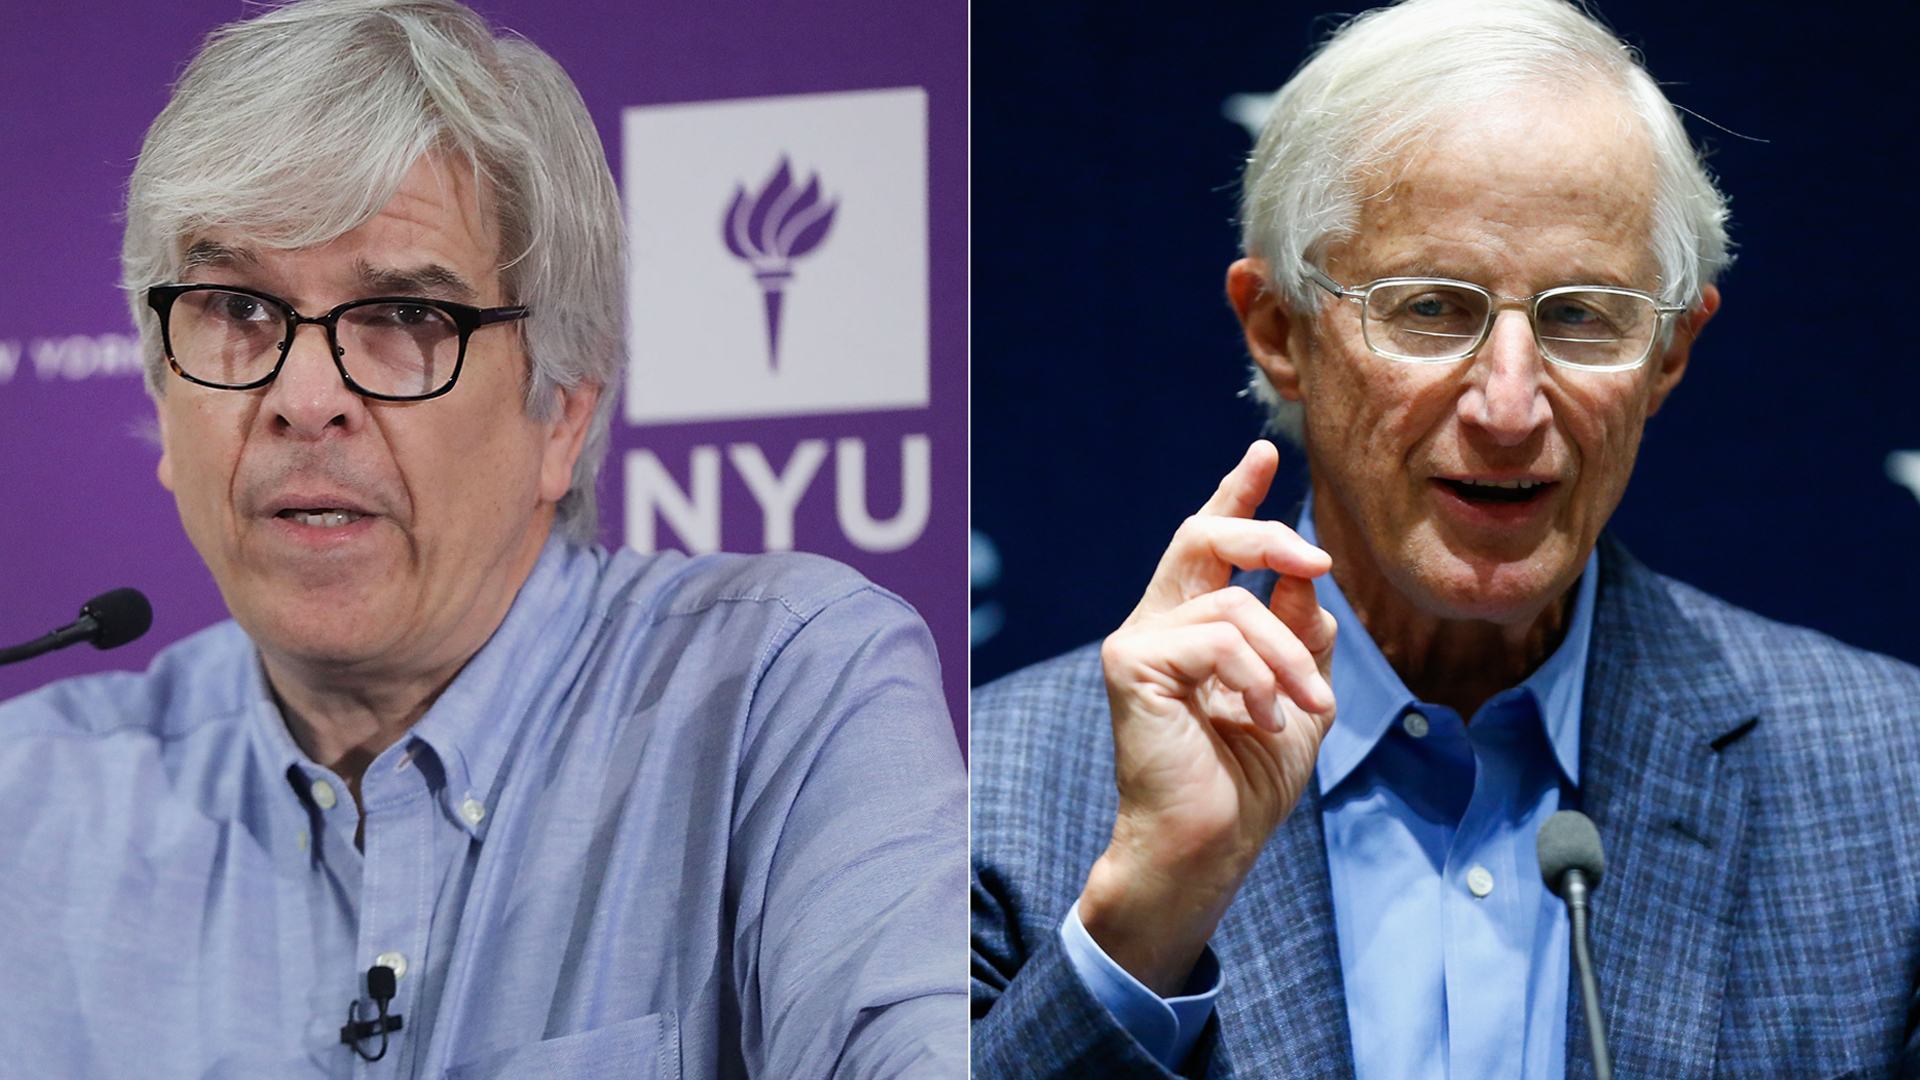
[1238,0,1732,441]
[122,0,624,544]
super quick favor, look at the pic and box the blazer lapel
[1211,781,1355,1080]
[1570,537,1758,1079]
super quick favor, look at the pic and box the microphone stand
[0,621,102,667]
[1563,868,1611,1080]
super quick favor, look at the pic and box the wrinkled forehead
[1411,83,1656,189]
[1340,85,1661,279]
[166,152,503,283]
[178,239,489,308]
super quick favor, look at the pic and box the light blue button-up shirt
[1064,503,1594,1079]
[0,537,967,1078]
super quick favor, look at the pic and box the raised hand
[1079,440,1339,995]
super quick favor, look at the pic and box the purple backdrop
[0,0,968,743]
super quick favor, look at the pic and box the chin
[1403,547,1578,626]
[225,579,403,668]
[258,621,398,671]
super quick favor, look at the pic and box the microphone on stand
[1538,809,1612,1080]
[0,588,153,667]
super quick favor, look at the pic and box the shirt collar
[399,534,600,837]
[1298,495,1594,795]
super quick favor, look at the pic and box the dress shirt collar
[1297,495,1595,795]
[241,532,601,840]
[400,534,600,838]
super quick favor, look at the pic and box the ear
[1645,283,1718,417]
[154,397,175,493]
[1227,258,1306,402]
[539,381,601,504]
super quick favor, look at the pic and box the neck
[262,518,554,803]
[266,659,462,796]
[1312,492,1572,719]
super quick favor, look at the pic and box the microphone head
[1537,809,1605,897]
[367,964,397,1001]
[80,588,153,650]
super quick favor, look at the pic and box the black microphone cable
[340,963,405,1062]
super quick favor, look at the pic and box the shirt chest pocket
[442,1011,679,1080]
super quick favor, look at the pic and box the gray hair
[123,0,624,544]
[1238,0,1732,441]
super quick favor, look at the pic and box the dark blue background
[970,1,1920,685]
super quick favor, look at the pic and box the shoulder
[0,620,257,743]
[1610,551,1920,722]
[1598,545,1920,793]
[558,544,947,745]
[535,543,932,688]
[0,622,260,814]
[1654,572,1920,706]
[582,545,919,639]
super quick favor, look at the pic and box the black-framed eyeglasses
[1307,268,1687,372]
[145,283,530,402]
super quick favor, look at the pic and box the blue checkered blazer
[972,537,1920,1079]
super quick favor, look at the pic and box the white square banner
[623,87,929,424]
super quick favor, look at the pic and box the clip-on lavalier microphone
[341,963,405,1062]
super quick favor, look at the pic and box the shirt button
[310,779,338,810]
[1467,864,1495,898]
[460,798,486,825]
[375,951,408,979]
[1403,711,1429,738]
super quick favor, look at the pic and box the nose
[1458,308,1551,446]
[259,321,365,439]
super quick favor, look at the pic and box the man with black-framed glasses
[0,0,965,1075]
[972,0,1920,1076]
[145,281,528,402]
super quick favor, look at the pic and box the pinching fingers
[1269,573,1337,659]
[1114,586,1335,726]
[1137,517,1331,615]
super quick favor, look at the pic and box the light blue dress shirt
[0,537,966,1079]
[1064,503,1595,1079]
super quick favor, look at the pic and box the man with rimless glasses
[972,0,1920,1076]
[0,0,965,1076]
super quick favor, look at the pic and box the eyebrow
[180,239,258,273]
[174,243,484,304]
[1368,258,1496,282]
[354,260,481,304]
[1371,261,1645,292]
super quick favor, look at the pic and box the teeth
[286,509,364,528]
[1464,479,1543,490]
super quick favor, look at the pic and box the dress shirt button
[1402,711,1429,738]
[460,798,487,825]
[375,951,408,979]
[310,779,338,810]
[1466,864,1495,898]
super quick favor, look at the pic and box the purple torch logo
[723,156,838,370]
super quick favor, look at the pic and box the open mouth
[1438,479,1554,505]
[277,508,367,528]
